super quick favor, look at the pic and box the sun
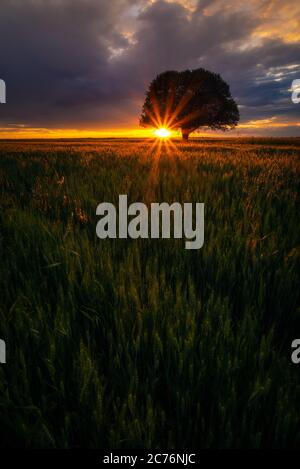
[154,127,171,138]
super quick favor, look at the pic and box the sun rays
[143,79,201,139]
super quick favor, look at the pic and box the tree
[140,68,239,140]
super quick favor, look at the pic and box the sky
[0,0,299,138]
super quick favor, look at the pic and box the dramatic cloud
[0,0,299,135]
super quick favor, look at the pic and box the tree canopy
[140,68,240,140]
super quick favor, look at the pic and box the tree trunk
[182,129,190,141]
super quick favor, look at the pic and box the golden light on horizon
[154,127,171,138]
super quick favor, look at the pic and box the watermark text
[291,79,300,104]
[291,339,300,364]
[0,339,6,364]
[96,195,204,250]
[0,79,6,103]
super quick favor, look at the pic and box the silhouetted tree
[140,68,239,140]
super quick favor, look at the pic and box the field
[0,137,299,448]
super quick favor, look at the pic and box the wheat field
[0,138,299,448]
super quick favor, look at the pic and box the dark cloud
[0,0,299,133]
[0,0,135,126]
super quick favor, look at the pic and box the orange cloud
[238,117,300,129]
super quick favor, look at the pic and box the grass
[0,137,299,448]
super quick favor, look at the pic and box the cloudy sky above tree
[0,0,299,137]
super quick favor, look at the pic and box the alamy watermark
[291,79,300,104]
[0,339,6,364]
[96,195,204,250]
[0,79,6,103]
[291,339,300,364]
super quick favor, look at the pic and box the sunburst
[154,127,171,138]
